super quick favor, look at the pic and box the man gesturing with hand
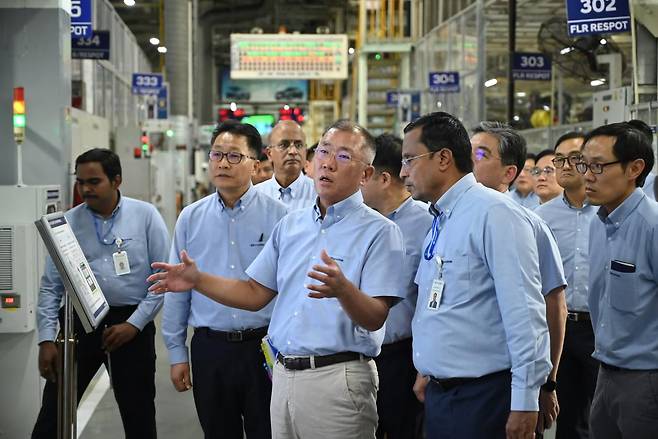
[151,120,406,439]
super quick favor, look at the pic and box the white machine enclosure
[0,185,61,439]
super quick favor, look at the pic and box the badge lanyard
[423,211,443,261]
[91,212,117,246]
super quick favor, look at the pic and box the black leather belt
[567,311,590,322]
[430,369,510,392]
[194,326,267,342]
[277,351,370,371]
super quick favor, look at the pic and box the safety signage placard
[131,73,163,95]
[72,31,110,60]
[70,0,92,38]
[512,53,552,80]
[566,0,631,36]
[429,72,460,93]
[386,91,399,106]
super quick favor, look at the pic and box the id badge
[113,251,131,276]
[427,278,444,310]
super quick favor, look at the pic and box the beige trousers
[270,358,379,439]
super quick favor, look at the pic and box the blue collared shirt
[382,197,433,345]
[255,173,317,211]
[246,190,406,358]
[37,195,170,343]
[162,186,287,365]
[642,172,656,201]
[588,188,658,369]
[508,187,540,209]
[413,174,551,411]
[535,194,597,311]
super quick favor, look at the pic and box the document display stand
[35,213,109,439]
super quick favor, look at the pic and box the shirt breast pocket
[608,262,639,313]
[441,254,470,305]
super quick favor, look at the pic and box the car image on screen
[275,86,304,100]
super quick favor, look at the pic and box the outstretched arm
[148,250,276,311]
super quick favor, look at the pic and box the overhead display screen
[230,34,348,80]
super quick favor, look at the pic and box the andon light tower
[13,87,26,186]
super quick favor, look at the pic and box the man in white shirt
[255,120,316,210]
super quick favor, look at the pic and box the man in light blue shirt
[162,121,287,438]
[362,133,433,439]
[32,149,169,439]
[149,120,406,439]
[576,120,658,439]
[470,122,567,436]
[400,112,551,439]
[535,131,599,439]
[508,153,541,209]
[256,120,316,210]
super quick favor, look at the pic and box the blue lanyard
[90,212,116,246]
[423,211,442,261]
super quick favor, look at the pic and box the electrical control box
[0,185,61,333]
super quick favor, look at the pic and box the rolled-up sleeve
[37,256,65,343]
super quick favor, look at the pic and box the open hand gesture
[306,249,351,299]
[148,250,200,294]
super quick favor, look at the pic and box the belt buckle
[227,331,243,342]
[567,312,578,322]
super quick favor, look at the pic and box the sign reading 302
[566,0,630,36]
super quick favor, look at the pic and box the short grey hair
[323,119,376,164]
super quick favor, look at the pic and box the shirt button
[577,229,581,232]
[608,237,612,241]
[576,247,580,251]
[415,352,420,357]
[293,311,298,316]
[231,241,235,245]
[287,341,291,345]
[104,221,107,224]
[232,314,237,318]
[575,266,579,270]
[230,264,235,269]
[104,258,108,262]
[321,229,326,234]
[231,219,235,223]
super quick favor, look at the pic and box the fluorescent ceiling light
[484,78,498,88]
[157,46,167,53]
[560,47,574,55]
[124,0,136,6]
[149,37,160,46]
[591,78,606,86]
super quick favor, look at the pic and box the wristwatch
[541,378,557,392]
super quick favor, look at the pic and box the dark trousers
[190,329,272,439]
[32,306,157,439]
[556,320,599,439]
[374,338,423,439]
[425,370,511,439]
[590,365,658,439]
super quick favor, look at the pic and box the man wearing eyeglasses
[256,120,316,210]
[401,112,551,439]
[509,153,541,209]
[150,119,406,439]
[162,121,288,438]
[576,120,658,439]
[469,122,567,437]
[532,149,564,204]
[535,132,599,439]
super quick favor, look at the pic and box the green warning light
[374,53,382,61]
[13,114,26,128]
[166,129,174,137]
